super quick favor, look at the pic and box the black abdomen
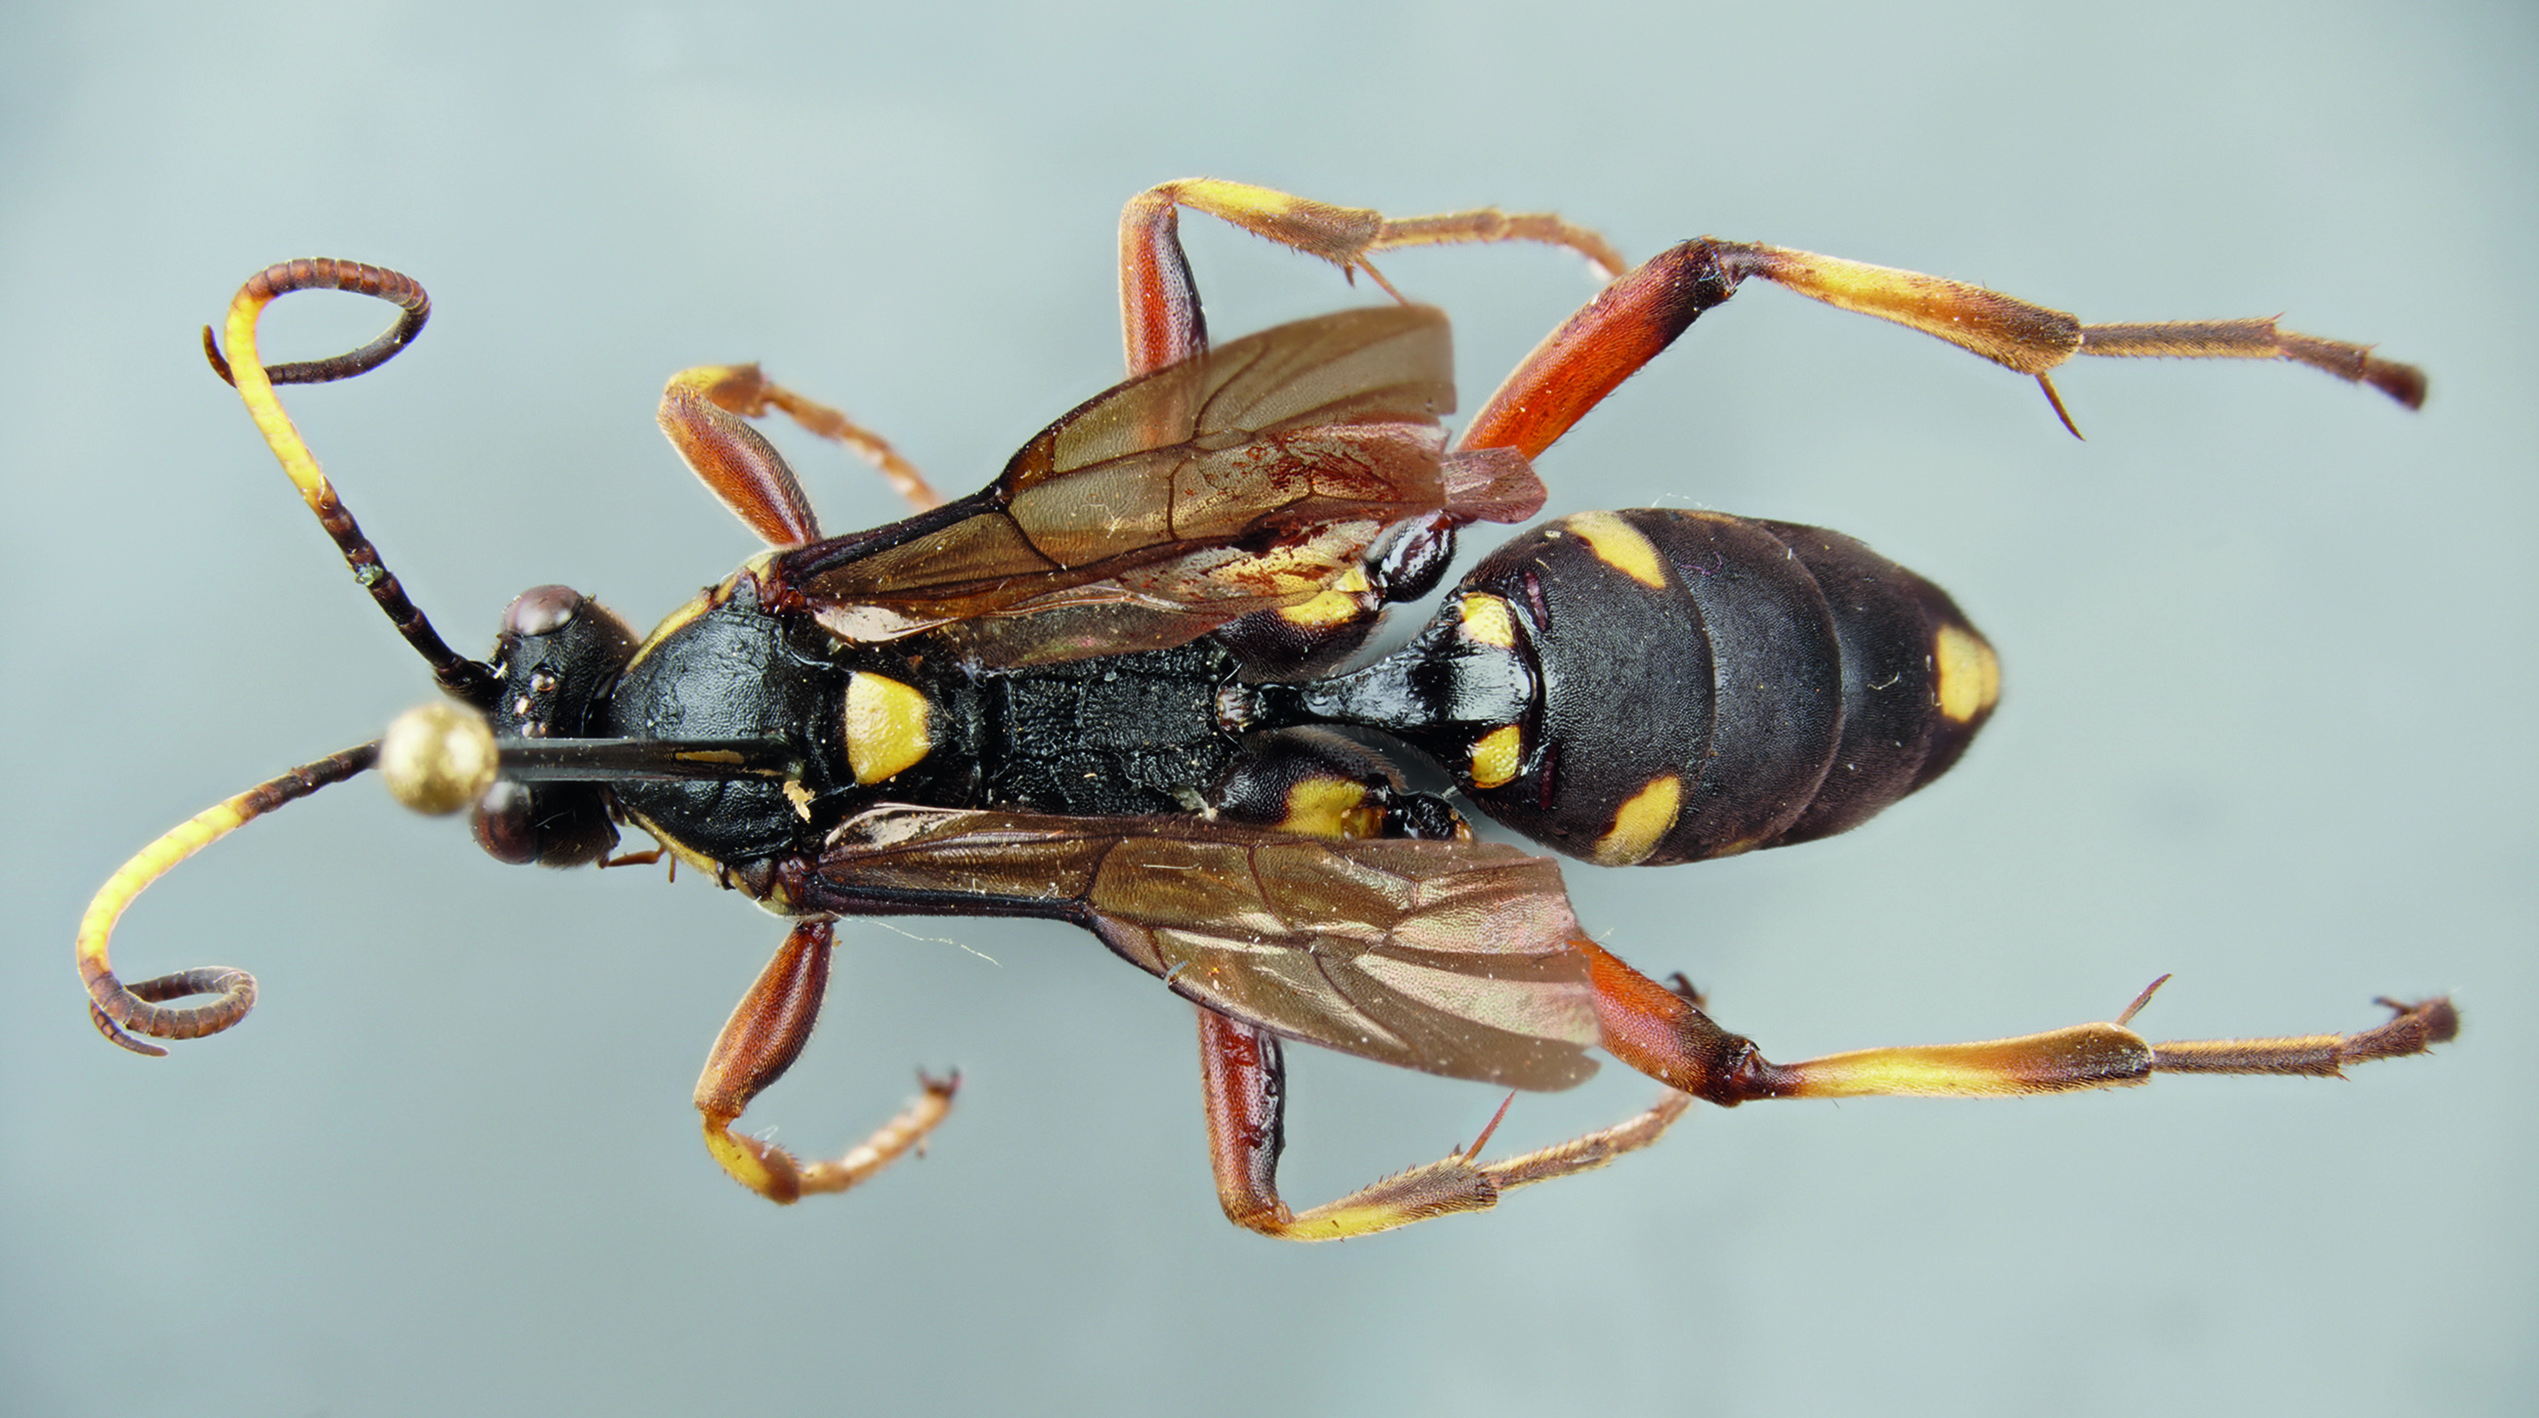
[1284,509,1999,866]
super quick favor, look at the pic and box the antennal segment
[79,744,379,1055]
[203,259,497,705]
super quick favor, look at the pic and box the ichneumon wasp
[79,180,2452,1238]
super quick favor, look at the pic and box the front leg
[1119,179,1607,664]
[695,918,958,1202]
[658,363,941,550]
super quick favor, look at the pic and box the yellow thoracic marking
[1469,724,1523,790]
[1595,774,1683,866]
[1277,777,1381,839]
[1458,593,1518,649]
[1933,623,2002,724]
[626,586,721,670]
[616,800,764,898]
[844,672,934,784]
[1564,511,1667,589]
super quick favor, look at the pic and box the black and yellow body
[1252,508,1997,867]
[476,495,1999,913]
[79,182,2449,1241]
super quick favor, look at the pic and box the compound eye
[502,584,585,637]
[469,781,543,864]
[470,780,618,868]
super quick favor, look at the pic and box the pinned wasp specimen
[81,180,2454,1239]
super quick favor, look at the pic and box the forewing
[772,306,1543,664]
[806,807,1603,1090]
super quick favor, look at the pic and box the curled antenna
[86,258,486,1055]
[202,259,496,705]
[80,745,378,1054]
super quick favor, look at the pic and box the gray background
[5,2,2530,1415]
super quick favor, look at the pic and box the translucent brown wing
[802,806,1603,1090]
[765,305,1543,666]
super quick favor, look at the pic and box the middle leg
[1118,179,1616,666]
[658,362,941,551]
[1118,176,1629,377]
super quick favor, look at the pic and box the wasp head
[469,585,639,867]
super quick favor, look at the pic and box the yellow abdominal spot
[1594,775,1683,866]
[1458,593,1517,648]
[1565,511,1667,589]
[1469,725,1523,790]
[1933,624,2001,724]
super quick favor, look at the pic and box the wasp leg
[1116,179,1586,661]
[658,364,939,548]
[1189,743,1686,1239]
[1117,177,1628,377]
[1199,1008,1689,1241]
[1462,238,2427,456]
[694,918,958,1202]
[1577,940,2456,1104]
